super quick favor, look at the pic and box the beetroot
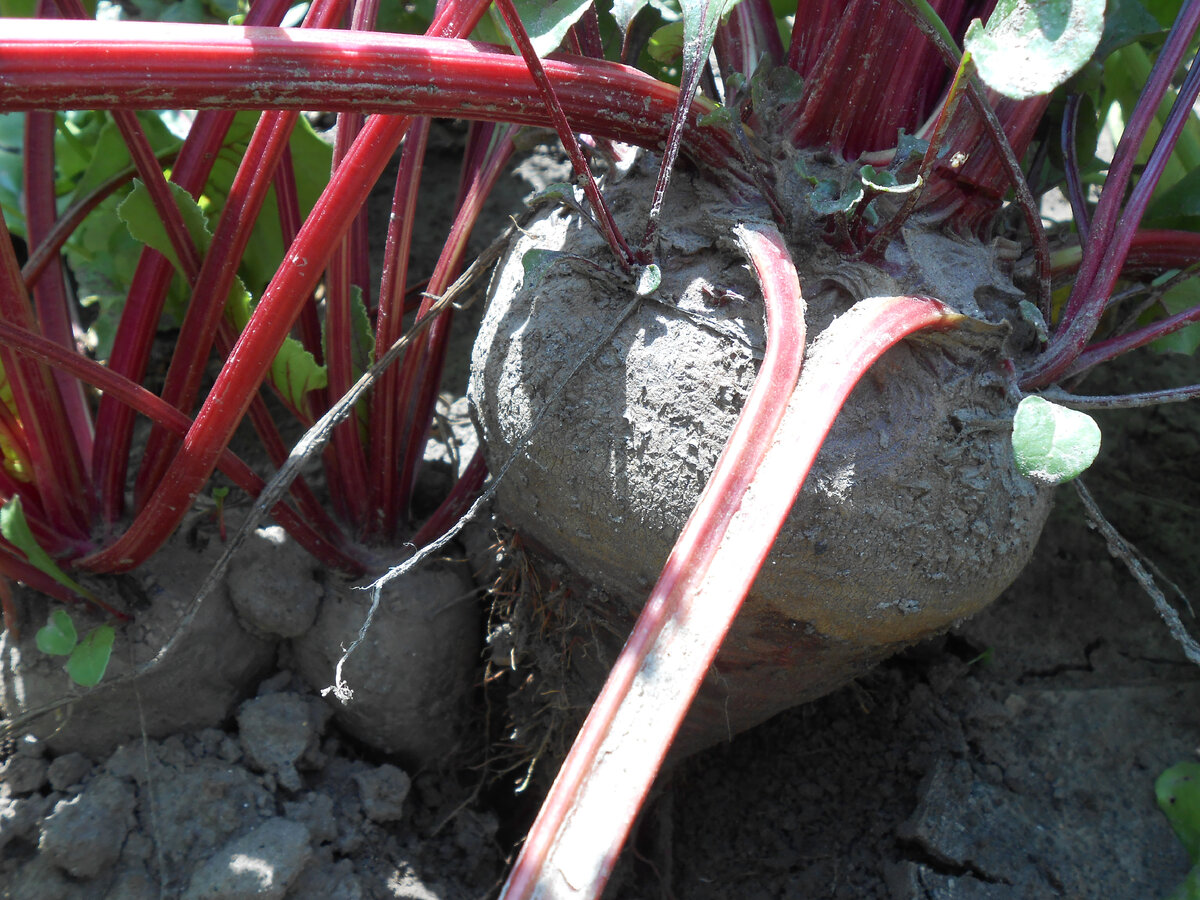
[471,152,1053,753]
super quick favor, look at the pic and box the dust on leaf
[965,0,1106,100]
[1011,395,1101,484]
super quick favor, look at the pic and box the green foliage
[35,608,77,656]
[1150,278,1200,356]
[117,0,244,23]
[34,609,115,688]
[1011,395,1101,484]
[1159,763,1200,864]
[965,0,1105,100]
[1157,762,1200,900]
[117,180,327,412]
[807,178,864,217]
[635,263,661,296]
[0,107,332,359]
[375,0,439,34]
[0,496,93,600]
[520,248,570,290]
[0,110,186,356]
[66,625,115,687]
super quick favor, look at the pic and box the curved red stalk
[1121,230,1200,274]
[1050,229,1200,278]
[492,0,634,267]
[0,202,88,540]
[888,0,1050,310]
[409,449,487,549]
[0,22,733,168]
[569,3,604,59]
[714,0,783,79]
[386,128,516,535]
[77,1,497,573]
[54,0,204,293]
[1061,94,1090,244]
[20,147,179,291]
[366,115,431,538]
[916,91,1049,235]
[500,220,806,899]
[501,225,965,897]
[1058,299,1200,381]
[92,114,235,522]
[785,0,971,158]
[134,0,351,508]
[131,108,299,506]
[271,143,325,372]
[1023,1,1200,388]
[22,108,94,472]
[321,0,384,526]
[0,546,92,610]
[93,0,296,522]
[0,320,365,573]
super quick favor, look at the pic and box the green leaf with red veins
[964,0,1105,100]
[1011,395,1101,484]
[117,180,327,412]
[0,496,94,600]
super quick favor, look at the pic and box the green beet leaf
[612,0,652,33]
[965,0,1105,100]
[636,264,662,296]
[513,0,593,56]
[35,609,78,657]
[1011,395,1101,484]
[520,248,569,291]
[65,625,115,688]
[117,180,326,412]
[1159,762,1200,864]
[0,496,95,600]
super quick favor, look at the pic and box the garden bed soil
[2,132,1199,898]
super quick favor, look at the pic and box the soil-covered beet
[469,153,1054,752]
[1,136,1195,900]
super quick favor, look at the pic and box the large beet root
[469,157,1053,754]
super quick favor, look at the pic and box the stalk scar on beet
[1,0,1200,894]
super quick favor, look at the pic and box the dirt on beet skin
[1,132,1198,900]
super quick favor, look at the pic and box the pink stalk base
[0,321,364,573]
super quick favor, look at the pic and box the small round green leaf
[35,609,78,657]
[1012,395,1101,484]
[520,248,568,290]
[65,625,115,688]
[964,0,1106,100]
[636,264,662,297]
